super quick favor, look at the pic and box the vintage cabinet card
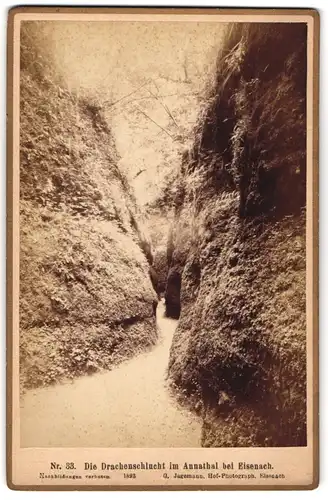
[7,7,319,490]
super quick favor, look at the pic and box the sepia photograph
[7,7,318,490]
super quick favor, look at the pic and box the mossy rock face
[165,268,181,319]
[20,24,158,390]
[152,246,169,297]
[149,266,159,296]
[167,23,307,447]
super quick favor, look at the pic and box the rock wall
[20,24,158,389]
[167,23,307,447]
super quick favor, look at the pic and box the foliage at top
[182,23,307,218]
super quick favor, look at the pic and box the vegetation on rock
[152,245,169,297]
[20,23,158,390]
[167,23,307,446]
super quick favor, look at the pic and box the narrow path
[20,300,202,447]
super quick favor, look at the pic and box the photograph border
[6,6,319,491]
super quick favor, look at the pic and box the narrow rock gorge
[19,21,308,450]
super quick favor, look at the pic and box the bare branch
[103,80,150,108]
[134,169,146,179]
[121,92,200,107]
[134,105,175,140]
[146,87,179,128]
